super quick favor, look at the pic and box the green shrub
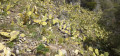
[37,44,49,54]
[81,0,97,10]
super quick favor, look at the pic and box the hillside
[0,0,117,56]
